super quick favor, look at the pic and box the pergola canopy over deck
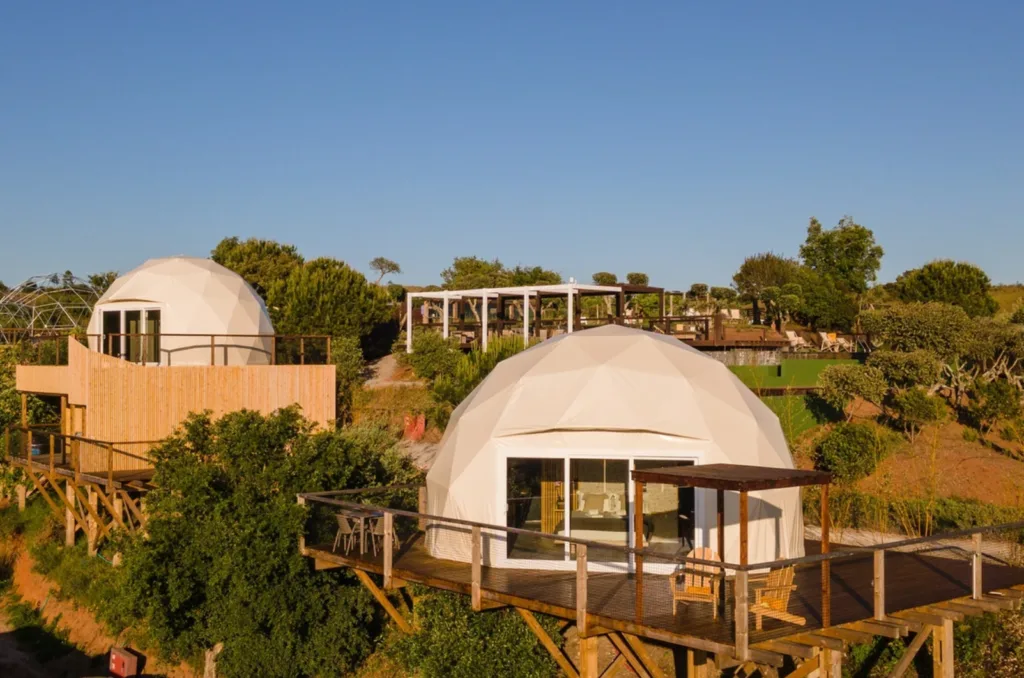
[632,463,832,492]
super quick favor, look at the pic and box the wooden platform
[306,534,1024,653]
[10,455,155,491]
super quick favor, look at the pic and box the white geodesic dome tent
[425,324,804,571]
[86,256,274,365]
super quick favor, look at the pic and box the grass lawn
[729,358,857,390]
[991,284,1024,313]
[760,394,825,441]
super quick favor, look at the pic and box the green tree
[818,364,887,421]
[799,216,884,294]
[369,257,402,285]
[867,350,943,390]
[120,408,421,678]
[894,260,999,318]
[709,287,738,310]
[815,422,894,483]
[441,257,510,290]
[689,283,709,299]
[1011,307,1024,325]
[625,272,649,286]
[212,237,305,301]
[591,272,618,286]
[861,302,974,362]
[87,271,119,295]
[968,380,1022,433]
[509,265,562,286]
[890,387,946,441]
[732,253,799,326]
[268,257,393,345]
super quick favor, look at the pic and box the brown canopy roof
[631,463,831,492]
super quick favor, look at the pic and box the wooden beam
[471,525,482,610]
[70,482,110,539]
[383,512,394,590]
[598,652,624,678]
[793,633,844,652]
[735,569,749,660]
[885,629,930,678]
[621,634,669,678]
[892,609,950,627]
[821,648,842,678]
[873,549,885,620]
[783,656,821,678]
[972,532,982,600]
[607,633,655,678]
[577,544,589,637]
[118,490,146,527]
[22,470,65,525]
[352,569,413,634]
[516,608,579,678]
[920,605,965,621]
[739,490,748,566]
[847,620,902,639]
[757,640,816,660]
[579,636,599,678]
[314,558,343,570]
[935,601,985,617]
[93,489,130,532]
[932,619,953,678]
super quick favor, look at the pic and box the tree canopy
[369,257,402,284]
[893,260,999,317]
[799,216,884,294]
[625,272,649,286]
[212,237,305,301]
[87,271,119,295]
[440,257,511,290]
[591,272,618,286]
[732,252,799,325]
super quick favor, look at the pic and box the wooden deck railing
[3,425,156,491]
[299,487,1024,660]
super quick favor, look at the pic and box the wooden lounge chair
[750,566,807,630]
[333,514,355,554]
[670,547,721,619]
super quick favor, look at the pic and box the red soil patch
[11,546,197,678]
[860,422,1024,508]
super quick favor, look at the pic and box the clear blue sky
[2,2,1022,289]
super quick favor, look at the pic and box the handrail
[4,426,155,465]
[299,488,1024,572]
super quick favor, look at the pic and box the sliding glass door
[569,459,629,562]
[506,458,565,560]
[635,459,696,555]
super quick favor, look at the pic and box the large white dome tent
[425,324,804,572]
[86,256,274,365]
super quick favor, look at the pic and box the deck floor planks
[307,534,1024,647]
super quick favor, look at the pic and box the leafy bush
[119,408,422,677]
[817,364,887,420]
[814,422,895,484]
[894,260,999,318]
[1012,307,1024,325]
[867,349,942,389]
[889,387,946,440]
[332,334,365,424]
[861,302,974,361]
[1000,420,1024,445]
[968,379,1022,432]
[963,427,980,443]
[430,336,533,427]
[396,330,461,382]
[389,590,562,678]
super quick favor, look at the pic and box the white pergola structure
[405,283,625,353]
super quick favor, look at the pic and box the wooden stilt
[516,608,579,678]
[932,619,953,678]
[16,484,26,512]
[579,636,599,678]
[87,486,98,556]
[622,634,666,678]
[607,633,655,678]
[65,480,77,546]
[886,629,930,678]
[352,569,413,633]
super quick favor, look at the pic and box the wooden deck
[306,534,1024,654]
[10,455,155,491]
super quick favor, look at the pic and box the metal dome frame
[0,273,101,342]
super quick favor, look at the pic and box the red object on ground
[403,413,426,441]
[109,647,140,677]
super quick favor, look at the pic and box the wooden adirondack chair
[670,547,721,619]
[751,566,806,630]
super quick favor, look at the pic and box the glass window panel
[506,458,565,560]
[570,459,629,562]
[635,459,696,555]
[145,310,161,363]
[125,310,142,362]
[102,311,121,357]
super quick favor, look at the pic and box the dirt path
[10,547,197,678]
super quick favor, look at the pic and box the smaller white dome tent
[425,324,804,571]
[86,256,274,365]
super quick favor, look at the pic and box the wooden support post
[383,512,394,589]
[579,636,599,678]
[49,434,55,474]
[418,486,427,531]
[739,490,748,566]
[60,395,67,435]
[516,608,580,678]
[300,336,305,365]
[608,633,656,678]
[352,569,414,633]
[471,525,482,610]
[932,619,953,678]
[821,482,831,628]
[887,628,930,678]
[687,648,709,678]
[65,480,76,546]
[577,543,589,637]
[113,494,125,531]
[821,648,842,678]
[87,486,99,556]
[25,428,32,463]
[735,569,749,661]
[210,335,216,365]
[717,489,726,609]
[296,495,306,554]
[16,484,26,512]
[973,532,983,600]
[106,444,114,492]
[20,393,27,429]
[622,634,665,678]
[874,549,886,620]
[634,479,645,621]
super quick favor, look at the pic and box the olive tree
[818,364,887,421]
